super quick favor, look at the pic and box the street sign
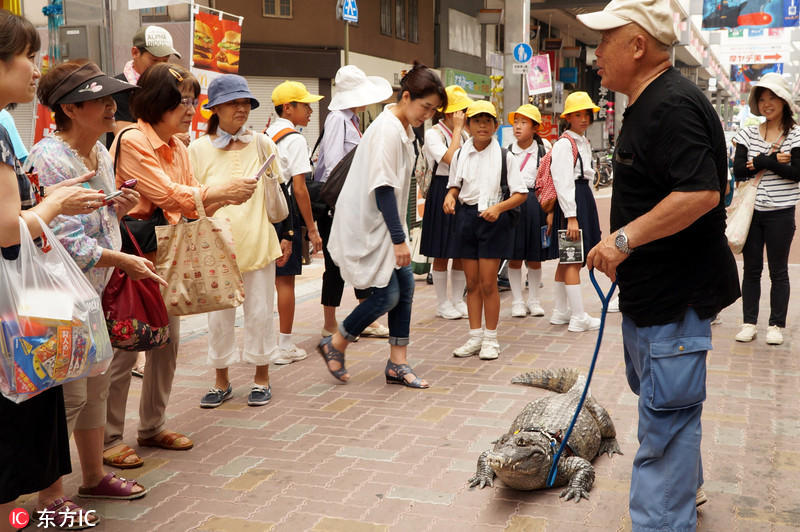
[513,43,533,63]
[512,62,529,75]
[727,51,785,65]
[342,0,358,23]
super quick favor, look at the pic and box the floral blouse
[25,135,122,294]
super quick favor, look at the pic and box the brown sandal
[102,444,143,469]
[137,430,193,450]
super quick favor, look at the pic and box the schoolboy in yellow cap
[505,103,554,319]
[422,85,474,320]
[443,99,528,361]
[548,91,602,333]
[265,80,325,365]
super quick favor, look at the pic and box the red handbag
[102,222,170,351]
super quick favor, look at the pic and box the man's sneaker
[511,300,528,317]
[454,300,468,318]
[271,345,308,365]
[436,302,462,320]
[550,309,572,325]
[479,338,500,360]
[696,486,708,507]
[608,296,620,313]
[453,335,483,357]
[361,324,390,338]
[200,383,232,408]
[247,384,272,407]
[735,323,757,342]
[527,300,545,317]
[568,313,601,332]
[766,325,784,345]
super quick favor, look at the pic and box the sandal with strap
[102,444,143,469]
[137,430,193,450]
[385,360,430,389]
[34,497,101,530]
[317,336,349,383]
[77,472,148,500]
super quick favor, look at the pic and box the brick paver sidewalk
[34,258,800,532]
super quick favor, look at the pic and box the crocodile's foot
[598,438,623,457]
[468,473,494,489]
[560,486,590,502]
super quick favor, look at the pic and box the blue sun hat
[204,74,260,110]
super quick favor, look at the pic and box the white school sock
[527,268,542,302]
[450,269,467,304]
[431,270,450,307]
[565,284,585,318]
[554,281,568,313]
[508,267,524,303]
[484,328,497,339]
[469,327,484,339]
[278,333,293,348]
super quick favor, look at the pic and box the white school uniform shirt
[550,129,595,218]
[509,138,552,189]
[447,137,526,209]
[328,105,415,290]
[313,109,362,182]
[265,117,312,183]
[423,122,468,176]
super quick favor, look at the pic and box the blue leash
[546,269,617,488]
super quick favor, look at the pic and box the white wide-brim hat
[748,73,798,116]
[328,65,393,111]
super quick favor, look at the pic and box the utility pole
[503,0,530,121]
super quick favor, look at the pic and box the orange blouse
[112,119,208,224]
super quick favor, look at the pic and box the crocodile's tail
[511,368,580,393]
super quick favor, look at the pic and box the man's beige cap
[576,0,679,47]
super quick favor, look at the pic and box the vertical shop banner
[702,0,799,29]
[526,54,552,95]
[190,10,243,138]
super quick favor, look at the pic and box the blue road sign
[342,0,359,23]
[513,43,533,63]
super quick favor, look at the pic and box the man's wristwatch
[615,227,632,255]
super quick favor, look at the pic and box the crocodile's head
[485,431,554,490]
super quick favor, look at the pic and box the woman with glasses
[103,63,256,468]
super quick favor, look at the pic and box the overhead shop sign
[730,63,783,83]
[727,51,787,64]
[702,0,799,29]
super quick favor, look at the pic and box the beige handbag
[255,133,290,223]
[154,190,244,316]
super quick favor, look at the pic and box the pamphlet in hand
[558,229,583,264]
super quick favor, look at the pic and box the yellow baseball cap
[441,85,473,113]
[271,81,324,106]
[508,104,542,125]
[560,91,600,118]
[466,100,497,118]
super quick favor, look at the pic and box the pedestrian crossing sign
[343,0,358,23]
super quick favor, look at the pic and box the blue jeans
[622,308,711,532]
[340,266,414,345]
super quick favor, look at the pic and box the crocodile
[469,368,622,502]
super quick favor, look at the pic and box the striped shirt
[733,125,800,211]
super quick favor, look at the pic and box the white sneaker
[608,296,620,313]
[527,300,545,317]
[454,300,468,318]
[550,309,572,325]
[735,324,757,343]
[568,313,601,332]
[453,335,483,357]
[766,325,784,345]
[436,302,462,320]
[271,344,308,365]
[511,300,528,317]
[479,338,500,360]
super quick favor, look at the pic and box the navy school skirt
[420,174,457,258]
[510,187,554,262]
[450,203,514,259]
[552,179,602,265]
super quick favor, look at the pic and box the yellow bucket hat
[508,104,542,125]
[441,85,473,113]
[466,100,497,118]
[271,80,324,106]
[560,91,600,118]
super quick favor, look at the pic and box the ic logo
[9,508,29,528]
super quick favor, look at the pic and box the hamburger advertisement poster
[191,9,243,136]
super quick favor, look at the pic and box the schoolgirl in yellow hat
[505,104,553,318]
[549,91,602,333]
[420,85,473,320]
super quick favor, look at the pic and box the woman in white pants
[189,75,285,408]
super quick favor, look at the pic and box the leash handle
[545,269,617,488]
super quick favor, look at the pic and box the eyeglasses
[180,97,199,108]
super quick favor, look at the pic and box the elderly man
[580,1,739,530]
